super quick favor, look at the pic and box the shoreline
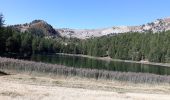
[56,53,170,67]
[1,56,170,84]
[0,56,170,99]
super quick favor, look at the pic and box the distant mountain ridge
[12,17,170,39]
[57,17,170,39]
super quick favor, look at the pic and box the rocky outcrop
[13,20,59,37]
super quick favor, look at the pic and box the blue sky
[0,0,170,29]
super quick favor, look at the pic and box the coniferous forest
[1,14,170,63]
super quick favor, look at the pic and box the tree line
[82,32,170,63]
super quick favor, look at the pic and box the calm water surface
[29,54,170,75]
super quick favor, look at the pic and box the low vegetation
[0,57,170,84]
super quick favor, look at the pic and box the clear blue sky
[1,0,170,29]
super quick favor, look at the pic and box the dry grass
[0,74,170,100]
[0,91,23,97]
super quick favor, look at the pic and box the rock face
[57,17,170,39]
[13,20,59,37]
[13,17,170,39]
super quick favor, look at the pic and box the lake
[1,53,170,75]
[3,53,168,75]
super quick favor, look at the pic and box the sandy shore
[0,74,170,100]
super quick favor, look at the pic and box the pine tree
[0,13,4,28]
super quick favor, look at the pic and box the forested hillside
[1,14,170,63]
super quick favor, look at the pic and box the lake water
[1,53,170,75]
[26,54,170,75]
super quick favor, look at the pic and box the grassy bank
[0,57,170,84]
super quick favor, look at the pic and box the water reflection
[29,54,170,75]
